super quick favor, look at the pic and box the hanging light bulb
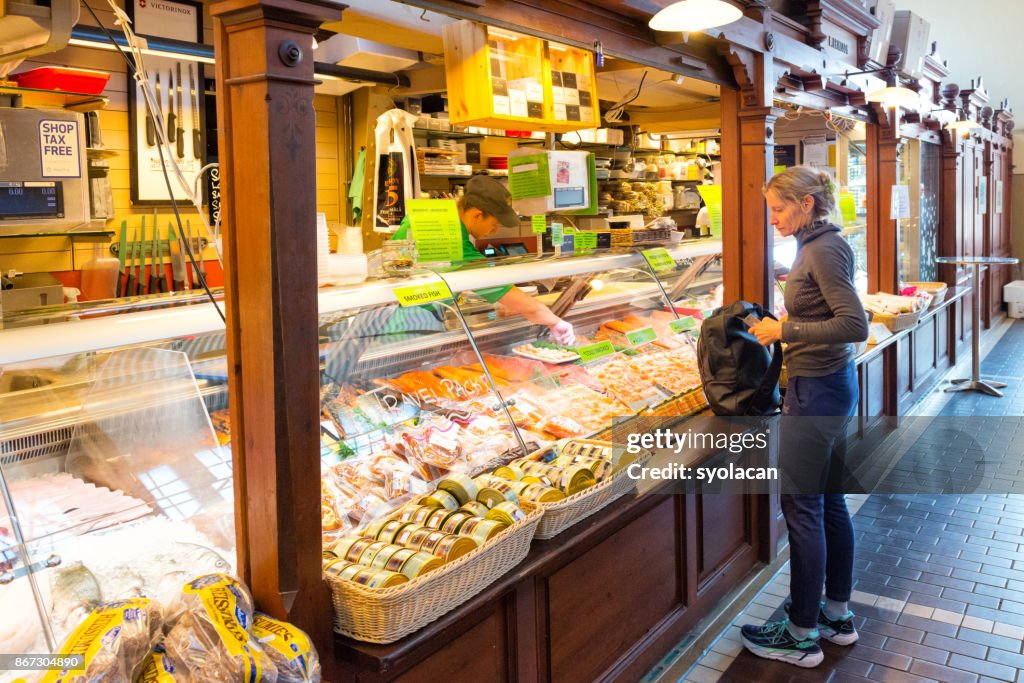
[648,0,742,32]
[865,71,919,108]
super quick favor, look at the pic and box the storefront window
[897,139,941,285]
[838,123,868,293]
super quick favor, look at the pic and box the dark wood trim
[212,0,344,674]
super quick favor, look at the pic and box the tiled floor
[670,320,1024,683]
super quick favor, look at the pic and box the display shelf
[0,84,108,111]
[415,128,546,143]
[420,173,475,179]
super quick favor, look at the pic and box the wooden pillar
[211,0,344,668]
[939,132,963,287]
[719,50,780,308]
[866,106,900,293]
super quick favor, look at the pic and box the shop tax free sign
[38,120,81,178]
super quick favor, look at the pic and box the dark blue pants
[780,362,858,629]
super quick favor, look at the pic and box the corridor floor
[660,320,1024,683]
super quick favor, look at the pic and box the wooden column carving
[211,0,344,669]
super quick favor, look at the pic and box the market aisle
[657,321,1024,682]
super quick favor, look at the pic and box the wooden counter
[333,443,771,682]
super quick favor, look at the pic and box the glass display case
[0,240,720,662]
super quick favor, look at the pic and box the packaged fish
[162,574,278,682]
[253,614,322,683]
[41,598,161,683]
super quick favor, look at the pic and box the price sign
[642,248,676,273]
[575,231,598,250]
[670,316,698,334]
[626,326,657,347]
[531,215,547,233]
[394,280,454,307]
[577,340,614,362]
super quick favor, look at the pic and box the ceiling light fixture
[648,0,742,33]
[840,46,919,109]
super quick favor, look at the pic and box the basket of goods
[905,281,948,309]
[488,439,652,540]
[323,474,542,644]
[860,293,922,332]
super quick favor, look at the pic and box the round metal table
[935,256,1019,397]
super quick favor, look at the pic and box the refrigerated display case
[0,240,721,662]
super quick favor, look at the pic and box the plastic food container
[13,67,111,94]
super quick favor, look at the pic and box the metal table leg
[945,262,1009,397]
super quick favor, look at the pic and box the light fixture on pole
[932,84,980,136]
[842,46,919,109]
[648,0,742,32]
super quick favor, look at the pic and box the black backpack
[696,301,783,416]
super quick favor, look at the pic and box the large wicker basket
[873,308,922,332]
[325,507,543,644]
[521,441,653,540]
[907,281,948,309]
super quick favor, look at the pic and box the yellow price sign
[394,281,454,307]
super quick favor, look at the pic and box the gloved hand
[548,319,575,346]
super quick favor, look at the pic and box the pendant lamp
[648,0,742,32]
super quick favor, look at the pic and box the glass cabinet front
[898,138,941,285]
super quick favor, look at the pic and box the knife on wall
[117,220,128,294]
[122,225,135,297]
[189,64,201,160]
[167,69,177,144]
[154,73,163,138]
[137,221,147,295]
[169,224,188,292]
[148,212,161,295]
[144,86,155,146]
[175,63,186,158]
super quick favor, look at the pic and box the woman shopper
[742,166,870,668]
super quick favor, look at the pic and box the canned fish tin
[424,508,453,529]
[486,501,527,525]
[437,473,478,506]
[369,544,407,571]
[492,465,525,481]
[422,489,460,510]
[460,501,490,517]
[404,528,447,551]
[323,557,356,575]
[421,533,477,562]
[558,465,597,495]
[327,561,365,581]
[362,518,388,539]
[357,540,392,566]
[553,455,613,482]
[519,484,566,503]
[349,567,408,588]
[385,548,443,578]
[393,523,428,548]
[475,478,521,507]
[440,511,475,535]
[376,520,412,543]
[333,536,374,562]
[458,517,506,545]
[400,505,432,522]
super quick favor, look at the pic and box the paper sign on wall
[996,180,1004,214]
[38,120,81,178]
[696,185,723,236]
[979,176,988,215]
[890,184,911,220]
[406,199,462,262]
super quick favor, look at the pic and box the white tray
[512,346,581,364]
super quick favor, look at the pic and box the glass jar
[382,240,416,276]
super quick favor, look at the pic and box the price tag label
[394,281,454,307]
[551,222,563,243]
[669,316,698,334]
[563,226,576,235]
[531,215,547,233]
[642,248,676,273]
[626,326,657,347]
[577,340,614,363]
[575,231,598,250]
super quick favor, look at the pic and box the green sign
[626,326,657,347]
[508,153,551,200]
[696,185,723,237]
[406,199,462,262]
[551,222,563,244]
[394,280,454,307]
[642,248,676,273]
[577,340,614,363]
[563,226,576,235]
[773,164,786,175]
[670,316,698,334]
[531,215,547,233]
[575,231,598,251]
[838,192,857,225]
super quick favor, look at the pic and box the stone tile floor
[659,320,1024,683]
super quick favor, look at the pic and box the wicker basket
[872,308,922,332]
[325,507,543,643]
[520,445,653,540]
[610,226,672,247]
[907,281,948,309]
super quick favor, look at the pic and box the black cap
[464,175,520,228]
